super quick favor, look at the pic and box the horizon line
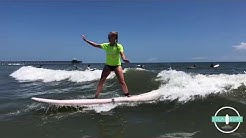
[0,60,246,63]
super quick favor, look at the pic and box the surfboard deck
[213,64,220,68]
[31,92,157,106]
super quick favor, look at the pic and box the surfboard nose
[225,114,229,125]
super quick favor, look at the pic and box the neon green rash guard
[100,43,124,66]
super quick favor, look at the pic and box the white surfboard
[31,92,159,106]
[213,64,220,68]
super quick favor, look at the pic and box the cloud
[191,57,207,60]
[233,42,246,50]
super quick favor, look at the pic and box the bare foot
[124,93,130,97]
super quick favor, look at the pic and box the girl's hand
[123,59,130,63]
[81,35,86,41]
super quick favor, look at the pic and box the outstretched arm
[120,52,130,63]
[81,35,102,48]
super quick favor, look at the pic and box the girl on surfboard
[82,32,130,98]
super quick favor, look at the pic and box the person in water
[138,64,144,68]
[210,63,214,68]
[82,32,130,98]
[86,64,91,70]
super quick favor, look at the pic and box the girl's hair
[108,31,118,43]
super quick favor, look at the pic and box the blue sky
[1,0,246,62]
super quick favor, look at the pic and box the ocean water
[0,62,246,138]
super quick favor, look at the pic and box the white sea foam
[82,70,246,112]
[83,103,118,113]
[11,67,246,113]
[124,67,147,72]
[155,70,246,101]
[10,66,147,83]
[10,66,114,83]
[156,131,199,138]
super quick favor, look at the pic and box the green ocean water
[0,62,246,138]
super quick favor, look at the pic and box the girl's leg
[114,66,130,96]
[95,66,111,98]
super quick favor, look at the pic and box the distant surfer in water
[137,64,144,68]
[86,64,91,70]
[82,32,130,98]
[187,64,196,69]
[210,63,214,68]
